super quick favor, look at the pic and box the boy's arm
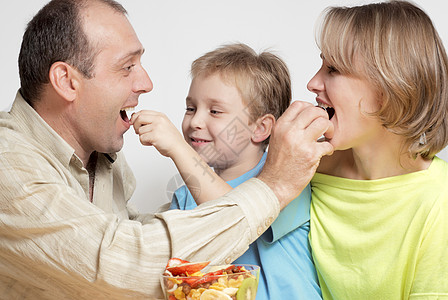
[131,110,231,205]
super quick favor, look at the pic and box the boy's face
[182,73,258,171]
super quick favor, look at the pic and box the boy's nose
[189,113,205,129]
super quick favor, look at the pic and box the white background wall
[1,0,447,213]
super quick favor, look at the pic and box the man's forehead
[80,2,143,59]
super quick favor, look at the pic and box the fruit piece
[190,270,223,287]
[222,287,238,296]
[165,257,190,269]
[236,277,258,300]
[166,261,211,276]
[200,289,232,300]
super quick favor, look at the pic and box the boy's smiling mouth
[190,137,211,143]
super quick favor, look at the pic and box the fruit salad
[160,258,259,300]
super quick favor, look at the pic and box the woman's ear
[251,114,275,143]
[48,62,80,102]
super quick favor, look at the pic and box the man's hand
[257,101,334,209]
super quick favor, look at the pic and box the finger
[316,140,334,157]
[131,111,159,133]
[278,101,313,123]
[278,102,329,132]
[306,117,333,142]
[139,132,154,147]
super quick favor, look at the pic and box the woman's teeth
[317,103,335,119]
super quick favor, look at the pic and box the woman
[307,1,448,299]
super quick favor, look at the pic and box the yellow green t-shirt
[310,156,448,299]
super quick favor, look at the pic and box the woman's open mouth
[317,103,335,119]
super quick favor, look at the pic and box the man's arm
[258,101,334,209]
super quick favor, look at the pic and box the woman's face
[307,56,384,151]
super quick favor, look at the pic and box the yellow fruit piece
[228,275,244,288]
[173,286,186,299]
[218,276,228,286]
[199,289,232,300]
[209,282,226,291]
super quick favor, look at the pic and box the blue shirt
[170,152,322,299]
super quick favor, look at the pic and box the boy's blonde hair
[317,0,448,158]
[190,43,291,148]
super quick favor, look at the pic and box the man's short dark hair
[18,0,127,106]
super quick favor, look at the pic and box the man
[0,0,333,299]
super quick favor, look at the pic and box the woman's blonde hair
[190,43,291,148]
[317,0,448,158]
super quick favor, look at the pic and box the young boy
[169,43,321,299]
[131,43,321,299]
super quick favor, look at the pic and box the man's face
[72,3,152,156]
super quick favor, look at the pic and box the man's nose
[135,66,153,94]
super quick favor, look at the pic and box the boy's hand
[257,101,334,209]
[130,110,186,159]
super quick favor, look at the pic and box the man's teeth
[121,107,135,112]
[120,107,135,121]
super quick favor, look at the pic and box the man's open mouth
[120,107,135,122]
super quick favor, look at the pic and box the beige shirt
[0,92,279,300]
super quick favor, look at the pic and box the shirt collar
[10,90,116,168]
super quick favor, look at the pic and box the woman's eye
[327,65,338,74]
[210,110,221,115]
[186,107,195,112]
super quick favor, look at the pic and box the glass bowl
[160,264,260,300]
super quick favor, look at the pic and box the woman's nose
[307,68,324,94]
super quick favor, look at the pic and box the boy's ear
[48,62,80,103]
[251,114,275,143]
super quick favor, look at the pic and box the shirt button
[225,257,232,264]
[257,226,263,235]
[266,217,274,226]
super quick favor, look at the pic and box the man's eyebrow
[118,48,145,62]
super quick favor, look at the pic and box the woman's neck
[319,137,432,180]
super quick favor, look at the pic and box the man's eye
[124,64,136,72]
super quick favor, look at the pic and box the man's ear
[251,114,275,143]
[48,62,80,102]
